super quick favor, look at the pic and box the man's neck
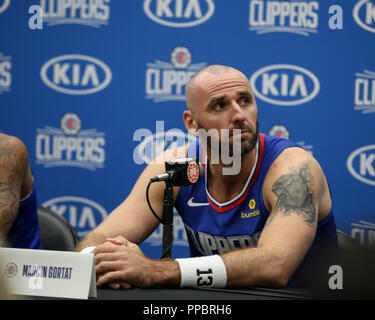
[206,149,257,203]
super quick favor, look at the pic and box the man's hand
[94,236,180,289]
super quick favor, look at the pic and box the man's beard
[196,120,259,160]
[237,120,259,156]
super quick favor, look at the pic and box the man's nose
[230,101,247,123]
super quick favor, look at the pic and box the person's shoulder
[265,146,325,190]
[0,133,30,171]
[0,133,27,149]
[263,146,327,211]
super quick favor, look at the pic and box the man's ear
[183,109,198,135]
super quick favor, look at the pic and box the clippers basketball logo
[40,0,110,27]
[187,161,199,183]
[145,47,206,102]
[42,196,108,238]
[4,263,18,278]
[250,64,320,106]
[143,0,215,27]
[269,124,290,139]
[171,46,192,69]
[248,0,319,36]
[36,113,106,170]
[61,113,81,135]
[268,124,314,155]
[347,145,375,186]
[354,69,375,114]
[353,0,375,33]
[0,53,11,94]
[40,54,112,95]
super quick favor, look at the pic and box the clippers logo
[40,54,112,95]
[42,196,108,238]
[36,113,106,171]
[354,69,375,114]
[144,212,188,247]
[185,223,262,255]
[0,0,10,14]
[250,64,320,106]
[187,161,199,183]
[268,124,314,155]
[4,263,18,278]
[351,220,375,246]
[353,0,375,33]
[143,0,215,27]
[248,0,319,36]
[145,47,206,102]
[347,145,375,186]
[40,0,110,27]
[0,53,11,94]
[269,124,290,139]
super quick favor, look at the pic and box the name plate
[0,248,97,299]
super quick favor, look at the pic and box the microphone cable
[146,179,175,259]
[146,179,163,224]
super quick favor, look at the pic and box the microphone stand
[161,181,174,259]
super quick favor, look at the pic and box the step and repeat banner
[0,0,374,258]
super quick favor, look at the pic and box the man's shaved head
[182,64,258,159]
[185,65,248,113]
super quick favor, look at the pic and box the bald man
[76,65,337,290]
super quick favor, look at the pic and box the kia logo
[143,0,215,27]
[250,64,320,106]
[353,0,375,33]
[40,54,112,95]
[42,196,108,237]
[347,145,375,186]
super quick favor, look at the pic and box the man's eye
[239,97,250,105]
[212,102,225,111]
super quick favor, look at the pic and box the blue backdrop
[1,0,374,258]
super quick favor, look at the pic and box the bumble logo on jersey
[241,199,260,218]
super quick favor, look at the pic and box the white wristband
[175,255,227,288]
[80,246,96,254]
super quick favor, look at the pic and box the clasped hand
[94,236,153,290]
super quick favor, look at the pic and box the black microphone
[150,158,203,186]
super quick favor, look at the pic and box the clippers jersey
[6,185,42,249]
[175,133,337,288]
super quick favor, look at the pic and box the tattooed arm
[0,134,32,244]
[221,147,332,288]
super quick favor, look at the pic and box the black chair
[336,229,361,250]
[37,206,79,251]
